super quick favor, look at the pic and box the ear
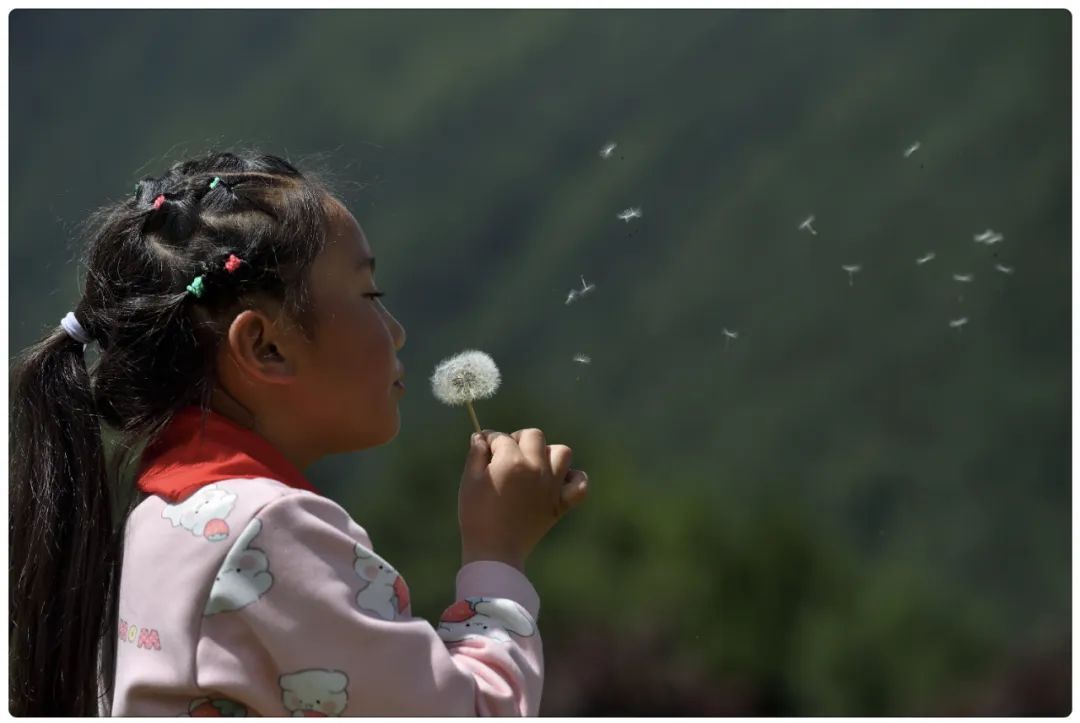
[224,309,301,386]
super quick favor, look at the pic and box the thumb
[558,470,589,513]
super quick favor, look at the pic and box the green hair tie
[186,275,205,298]
[209,177,222,189]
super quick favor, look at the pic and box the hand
[459,428,589,571]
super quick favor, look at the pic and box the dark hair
[9,149,339,715]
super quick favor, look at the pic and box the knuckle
[509,457,533,475]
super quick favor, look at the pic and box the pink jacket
[108,407,543,716]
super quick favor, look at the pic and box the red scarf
[136,405,319,502]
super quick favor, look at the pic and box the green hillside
[9,9,1069,714]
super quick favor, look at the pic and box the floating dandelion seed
[903,141,921,158]
[572,353,591,365]
[565,289,579,305]
[916,252,936,265]
[722,328,738,350]
[841,264,862,286]
[578,275,596,296]
[617,207,642,223]
[799,215,818,236]
[995,263,1014,274]
[430,350,501,434]
[599,141,617,159]
[953,273,974,283]
[974,229,1004,245]
[949,317,969,331]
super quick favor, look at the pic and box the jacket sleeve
[194,490,543,716]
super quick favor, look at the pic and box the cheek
[317,313,391,383]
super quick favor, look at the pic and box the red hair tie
[152,194,166,210]
[224,254,243,273]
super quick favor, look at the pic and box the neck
[208,385,314,470]
[210,384,256,431]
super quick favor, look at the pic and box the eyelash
[364,292,385,300]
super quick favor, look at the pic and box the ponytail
[9,328,123,715]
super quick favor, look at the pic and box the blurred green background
[9,8,1070,715]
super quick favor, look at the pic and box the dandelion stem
[465,400,482,434]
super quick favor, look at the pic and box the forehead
[322,197,372,262]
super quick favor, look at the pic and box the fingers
[548,444,573,479]
[481,429,517,457]
[464,433,490,476]
[510,428,548,471]
[558,469,589,514]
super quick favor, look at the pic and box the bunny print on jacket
[204,518,273,616]
[278,668,349,716]
[161,484,237,542]
[437,597,537,644]
[353,542,411,620]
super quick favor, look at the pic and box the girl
[9,150,590,716]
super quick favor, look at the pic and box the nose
[388,311,406,351]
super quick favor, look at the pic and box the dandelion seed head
[599,142,617,159]
[952,273,974,283]
[949,317,969,329]
[572,354,591,364]
[430,350,501,406]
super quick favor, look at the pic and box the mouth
[393,368,406,391]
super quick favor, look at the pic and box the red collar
[136,405,319,502]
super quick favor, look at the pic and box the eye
[364,292,386,301]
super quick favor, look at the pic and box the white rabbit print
[437,597,537,644]
[353,542,411,620]
[204,518,273,616]
[279,668,349,716]
[161,484,237,542]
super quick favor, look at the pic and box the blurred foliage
[9,8,1070,715]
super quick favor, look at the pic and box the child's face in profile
[289,197,407,456]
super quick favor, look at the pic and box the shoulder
[126,477,366,549]
[198,485,389,620]
[241,487,375,553]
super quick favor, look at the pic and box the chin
[381,413,402,444]
[365,412,402,449]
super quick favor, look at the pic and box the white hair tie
[60,311,92,345]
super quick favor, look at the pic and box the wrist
[461,547,527,573]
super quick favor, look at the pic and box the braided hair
[9,149,338,715]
